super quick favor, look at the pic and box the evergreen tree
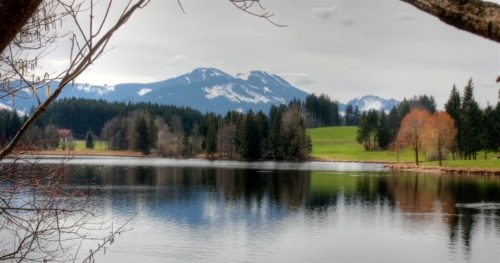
[377,111,391,149]
[356,110,379,150]
[481,104,500,158]
[445,85,461,159]
[255,111,269,156]
[85,129,94,149]
[135,117,151,155]
[460,79,482,159]
[240,111,260,160]
[205,114,218,157]
[269,105,285,159]
[345,104,360,126]
[495,102,500,153]
[148,117,158,148]
[353,106,360,125]
[387,106,399,143]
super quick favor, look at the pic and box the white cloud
[311,6,336,21]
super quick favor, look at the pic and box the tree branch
[0,0,44,54]
[401,0,500,43]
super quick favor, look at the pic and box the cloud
[311,6,336,21]
[278,72,316,87]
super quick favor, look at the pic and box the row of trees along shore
[101,101,311,160]
[356,79,500,165]
[1,79,498,162]
[0,98,313,160]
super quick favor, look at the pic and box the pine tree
[85,129,94,149]
[482,104,500,158]
[240,111,260,160]
[387,106,399,143]
[205,115,218,158]
[356,110,379,150]
[135,117,151,155]
[445,85,461,159]
[460,79,482,159]
[269,106,285,159]
[377,111,391,150]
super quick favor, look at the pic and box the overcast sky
[64,0,499,107]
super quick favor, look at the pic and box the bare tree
[217,122,237,158]
[421,111,457,166]
[394,108,431,165]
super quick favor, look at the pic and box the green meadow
[72,140,109,151]
[307,126,500,169]
[307,126,414,162]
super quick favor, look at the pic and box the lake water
[50,158,500,262]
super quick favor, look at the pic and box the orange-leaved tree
[421,112,457,166]
[394,108,431,165]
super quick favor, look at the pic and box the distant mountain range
[0,68,399,114]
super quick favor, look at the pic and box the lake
[44,158,500,262]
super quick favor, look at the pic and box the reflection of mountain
[69,165,500,256]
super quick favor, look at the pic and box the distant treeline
[1,97,314,160]
[35,98,204,138]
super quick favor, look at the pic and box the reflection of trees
[386,173,500,254]
[68,165,500,255]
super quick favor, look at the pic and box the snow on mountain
[137,88,152,96]
[347,95,399,112]
[75,83,115,95]
[0,102,26,115]
[0,68,400,116]
[235,72,251,80]
[0,102,12,111]
[0,68,309,114]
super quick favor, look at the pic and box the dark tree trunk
[415,146,419,166]
[438,145,442,166]
[0,0,43,54]
[401,0,500,43]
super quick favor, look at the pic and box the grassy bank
[307,126,415,162]
[307,126,500,169]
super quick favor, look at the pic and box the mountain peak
[348,95,399,112]
[187,68,231,81]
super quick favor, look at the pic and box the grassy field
[307,126,415,162]
[72,140,109,151]
[307,126,500,169]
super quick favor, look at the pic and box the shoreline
[14,150,500,175]
[386,163,500,176]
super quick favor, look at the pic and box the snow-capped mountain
[1,68,400,116]
[346,95,399,112]
[0,68,309,114]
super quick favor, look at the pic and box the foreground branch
[0,0,44,54]
[401,0,500,42]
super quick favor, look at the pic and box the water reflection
[68,166,500,263]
